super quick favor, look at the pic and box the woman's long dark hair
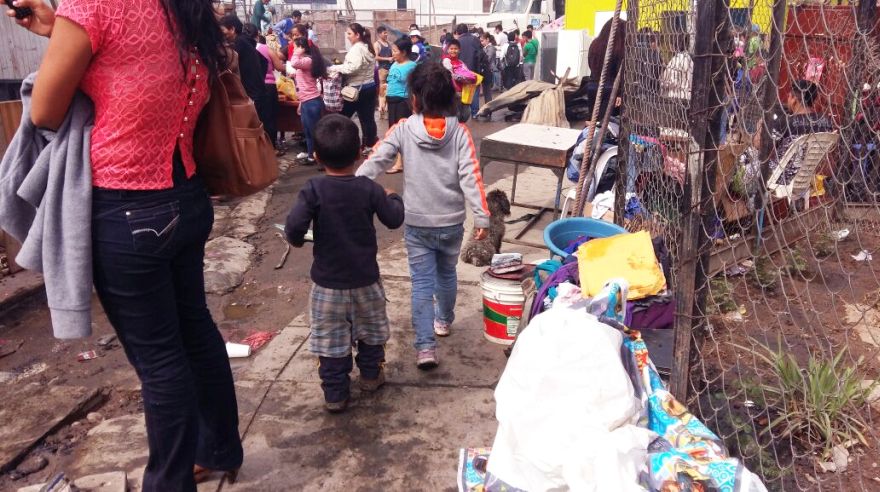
[293,37,328,79]
[349,23,376,56]
[159,0,227,78]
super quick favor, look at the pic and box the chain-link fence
[598,0,880,489]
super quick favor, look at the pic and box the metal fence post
[669,0,729,401]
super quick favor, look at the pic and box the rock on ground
[203,237,256,294]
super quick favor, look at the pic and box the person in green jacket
[522,30,539,81]
[251,0,271,33]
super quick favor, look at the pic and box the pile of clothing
[458,280,767,492]
[530,231,674,332]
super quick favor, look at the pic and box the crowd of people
[229,9,548,148]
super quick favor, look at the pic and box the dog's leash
[505,213,536,225]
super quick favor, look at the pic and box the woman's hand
[293,47,305,56]
[6,0,56,37]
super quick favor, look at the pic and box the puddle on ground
[223,302,262,321]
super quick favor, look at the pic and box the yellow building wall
[565,0,620,34]
[565,0,774,34]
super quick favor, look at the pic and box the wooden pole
[669,0,728,401]
[573,0,624,217]
[577,69,623,208]
[753,0,788,225]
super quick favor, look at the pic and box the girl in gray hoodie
[357,62,490,369]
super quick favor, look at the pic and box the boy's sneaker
[433,320,451,337]
[416,348,439,370]
[325,398,349,414]
[358,370,386,392]
[295,152,309,160]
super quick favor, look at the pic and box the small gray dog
[460,189,511,267]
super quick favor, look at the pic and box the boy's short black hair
[446,39,461,48]
[791,79,819,108]
[523,30,533,39]
[220,15,243,35]
[377,25,387,33]
[409,62,455,117]
[292,10,302,19]
[313,115,361,169]
[455,23,468,35]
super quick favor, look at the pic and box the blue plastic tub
[543,218,627,258]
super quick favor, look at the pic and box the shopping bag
[461,74,484,104]
[276,75,297,101]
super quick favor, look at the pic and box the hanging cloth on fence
[576,231,666,300]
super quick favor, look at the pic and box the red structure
[779,4,879,123]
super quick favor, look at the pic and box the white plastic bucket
[481,272,526,345]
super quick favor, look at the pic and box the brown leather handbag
[194,65,278,197]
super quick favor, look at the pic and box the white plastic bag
[488,307,654,491]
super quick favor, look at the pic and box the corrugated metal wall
[0,18,47,81]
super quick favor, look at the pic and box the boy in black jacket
[285,115,405,413]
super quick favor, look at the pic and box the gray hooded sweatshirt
[0,74,94,339]
[356,114,491,229]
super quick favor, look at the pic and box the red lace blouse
[56,0,210,190]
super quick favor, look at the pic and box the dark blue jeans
[91,175,243,492]
[341,83,379,147]
[300,97,324,158]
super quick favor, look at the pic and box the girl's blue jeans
[404,224,465,350]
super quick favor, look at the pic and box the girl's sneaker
[433,320,451,337]
[416,348,438,370]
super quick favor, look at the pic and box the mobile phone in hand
[4,0,33,20]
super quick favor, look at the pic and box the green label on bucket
[506,317,520,337]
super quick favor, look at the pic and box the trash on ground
[834,228,850,241]
[240,331,276,352]
[275,232,292,269]
[724,262,752,276]
[77,350,99,362]
[12,454,49,479]
[817,445,850,473]
[490,253,523,274]
[0,338,23,359]
[724,311,744,322]
[226,342,251,358]
[96,334,117,348]
[852,250,873,262]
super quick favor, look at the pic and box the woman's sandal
[385,167,402,174]
[194,465,239,484]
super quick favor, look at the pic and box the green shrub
[734,340,874,456]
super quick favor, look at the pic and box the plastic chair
[766,132,838,209]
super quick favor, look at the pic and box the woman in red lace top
[7,0,243,490]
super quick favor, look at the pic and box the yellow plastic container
[461,74,484,104]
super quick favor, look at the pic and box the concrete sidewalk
[14,139,562,491]
[198,229,547,490]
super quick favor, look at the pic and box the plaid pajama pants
[309,281,391,358]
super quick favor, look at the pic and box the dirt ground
[696,218,880,491]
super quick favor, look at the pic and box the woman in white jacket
[328,23,379,153]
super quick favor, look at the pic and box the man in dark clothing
[454,23,481,72]
[220,15,266,104]
[454,23,483,119]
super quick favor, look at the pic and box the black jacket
[457,33,481,72]
[234,36,266,102]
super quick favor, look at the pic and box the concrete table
[480,123,584,246]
